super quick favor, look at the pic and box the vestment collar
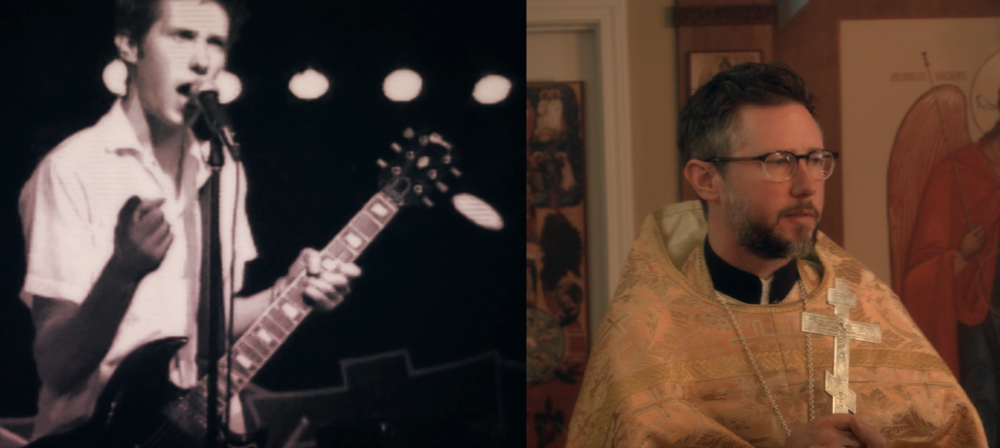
[703,238,799,305]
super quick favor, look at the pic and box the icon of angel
[887,83,1000,384]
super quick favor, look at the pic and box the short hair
[679,62,816,167]
[114,0,247,48]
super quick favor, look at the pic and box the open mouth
[177,84,200,112]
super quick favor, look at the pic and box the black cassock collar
[703,238,799,305]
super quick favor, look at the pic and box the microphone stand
[199,90,244,448]
[205,132,225,448]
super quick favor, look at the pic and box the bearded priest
[565,63,987,448]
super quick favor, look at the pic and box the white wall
[527,0,634,339]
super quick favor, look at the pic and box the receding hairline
[723,101,824,159]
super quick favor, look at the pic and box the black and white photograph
[0,1,521,447]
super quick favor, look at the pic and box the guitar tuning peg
[429,133,452,149]
[436,181,448,193]
[391,142,403,153]
[403,128,415,139]
[450,167,462,178]
[377,159,388,168]
[422,196,434,207]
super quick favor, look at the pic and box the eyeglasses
[702,149,839,182]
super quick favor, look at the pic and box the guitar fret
[280,299,308,321]
[230,357,252,379]
[363,208,387,229]
[225,364,251,387]
[236,343,263,365]
[267,303,295,330]
[245,331,271,357]
[342,230,367,252]
[369,201,391,222]
[260,315,288,340]
[255,327,278,347]
[350,212,381,239]
[325,239,351,262]
[368,193,397,225]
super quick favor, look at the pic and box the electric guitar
[27,129,459,448]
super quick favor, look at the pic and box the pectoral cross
[801,279,882,414]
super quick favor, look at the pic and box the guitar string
[144,389,205,448]
[149,427,175,448]
[143,409,181,448]
[144,426,169,448]
[143,419,172,447]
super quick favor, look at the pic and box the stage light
[103,59,127,96]
[289,68,330,100]
[383,69,422,102]
[217,70,242,104]
[472,75,511,104]
[453,193,503,230]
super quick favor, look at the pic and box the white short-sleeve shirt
[20,99,258,438]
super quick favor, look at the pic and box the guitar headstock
[378,127,460,207]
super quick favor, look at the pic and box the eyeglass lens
[763,151,835,181]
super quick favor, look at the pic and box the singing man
[20,0,358,439]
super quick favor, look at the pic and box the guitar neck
[228,190,399,388]
[177,191,400,420]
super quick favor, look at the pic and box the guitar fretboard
[169,191,400,430]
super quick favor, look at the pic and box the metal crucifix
[801,279,882,414]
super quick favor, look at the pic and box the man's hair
[114,0,247,48]
[678,62,816,167]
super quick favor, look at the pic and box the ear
[115,34,139,64]
[684,159,721,202]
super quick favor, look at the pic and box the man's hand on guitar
[113,195,172,281]
[280,248,361,311]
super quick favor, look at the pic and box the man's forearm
[34,255,142,395]
[232,287,273,336]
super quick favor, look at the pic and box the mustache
[777,202,821,222]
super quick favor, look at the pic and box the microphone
[197,90,241,162]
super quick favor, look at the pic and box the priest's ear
[684,159,721,202]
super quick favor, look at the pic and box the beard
[723,188,820,260]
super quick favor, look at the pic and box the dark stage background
[0,0,521,442]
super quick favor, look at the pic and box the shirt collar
[100,98,147,157]
[100,98,212,185]
[703,238,799,305]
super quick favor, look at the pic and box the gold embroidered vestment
[565,201,986,448]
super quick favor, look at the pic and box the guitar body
[28,337,199,448]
